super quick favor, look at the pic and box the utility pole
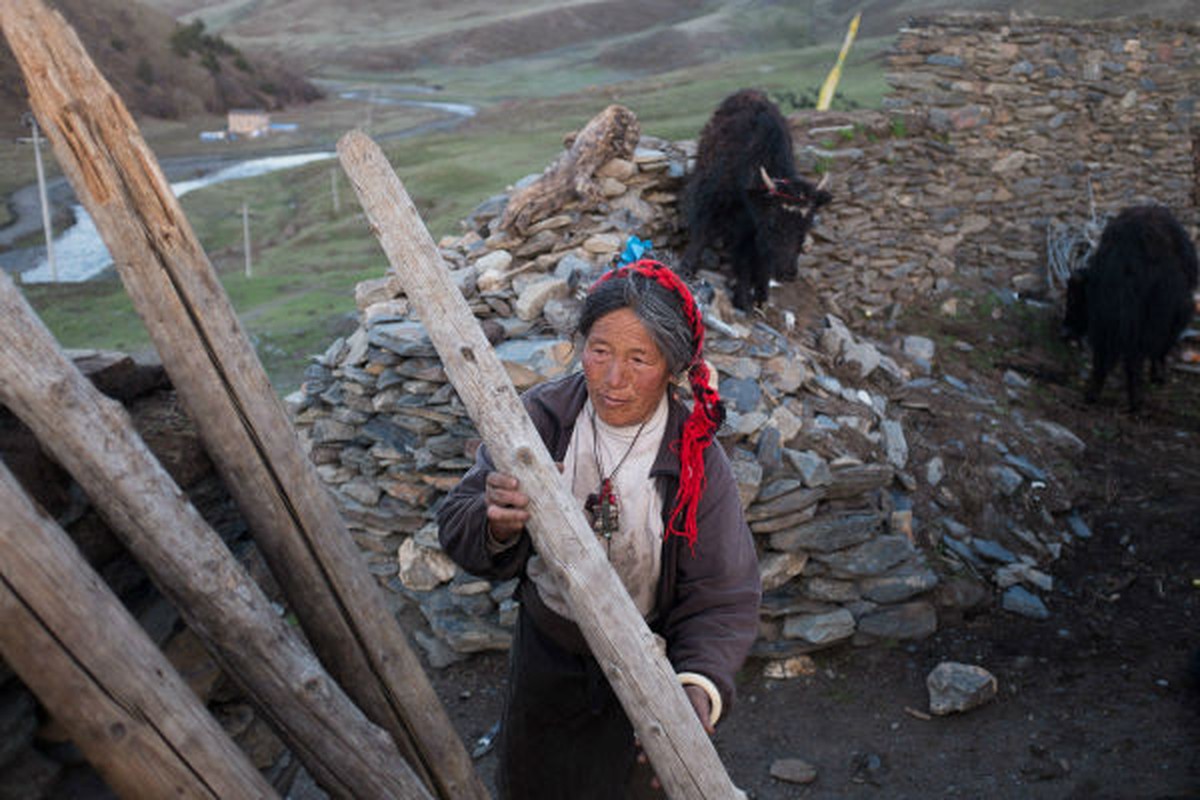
[20,111,56,282]
[242,200,252,278]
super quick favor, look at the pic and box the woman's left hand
[683,684,715,735]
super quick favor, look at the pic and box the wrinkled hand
[635,685,715,791]
[684,684,715,735]
[485,471,530,543]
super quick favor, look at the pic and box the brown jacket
[437,372,761,709]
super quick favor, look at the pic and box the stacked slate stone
[786,110,963,321]
[775,14,1200,322]
[288,133,949,668]
[289,10,1186,657]
[884,12,1200,297]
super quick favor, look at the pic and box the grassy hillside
[0,0,320,139]
[139,0,1197,77]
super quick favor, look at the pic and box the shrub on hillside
[135,57,154,85]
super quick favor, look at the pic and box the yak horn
[816,172,830,191]
[759,166,777,193]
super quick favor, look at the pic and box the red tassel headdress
[590,259,724,551]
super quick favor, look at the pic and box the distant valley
[4,0,1194,140]
[137,0,1197,75]
[0,0,319,138]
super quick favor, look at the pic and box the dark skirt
[497,605,664,800]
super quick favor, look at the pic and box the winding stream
[12,152,335,284]
[1,88,477,284]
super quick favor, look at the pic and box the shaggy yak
[681,89,832,310]
[1062,204,1198,411]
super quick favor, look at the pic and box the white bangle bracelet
[677,671,723,727]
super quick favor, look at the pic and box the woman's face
[581,307,673,427]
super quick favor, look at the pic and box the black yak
[681,89,832,310]
[1062,204,1198,411]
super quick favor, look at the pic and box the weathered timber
[0,270,432,799]
[0,3,485,798]
[338,129,740,800]
[0,460,279,800]
[498,104,641,234]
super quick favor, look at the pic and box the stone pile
[296,6,1184,654]
[0,352,293,797]
[291,124,958,668]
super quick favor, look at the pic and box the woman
[438,259,761,799]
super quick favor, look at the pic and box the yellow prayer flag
[817,12,862,111]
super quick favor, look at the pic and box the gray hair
[577,270,697,375]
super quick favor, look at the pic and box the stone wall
[793,12,1200,317]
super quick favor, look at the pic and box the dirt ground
[426,287,1200,800]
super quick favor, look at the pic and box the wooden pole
[0,4,485,798]
[0,459,279,800]
[243,199,253,278]
[337,129,741,799]
[0,268,433,800]
[27,114,56,281]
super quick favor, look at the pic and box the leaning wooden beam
[338,130,741,799]
[0,4,485,798]
[0,270,432,799]
[0,459,280,800]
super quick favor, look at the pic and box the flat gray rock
[770,758,818,785]
[927,661,998,715]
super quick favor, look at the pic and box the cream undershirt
[527,393,668,620]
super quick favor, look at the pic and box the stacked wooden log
[0,352,292,796]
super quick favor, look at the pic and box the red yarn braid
[590,259,724,551]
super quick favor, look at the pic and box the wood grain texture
[0,461,278,800]
[498,104,641,234]
[0,2,484,797]
[0,267,433,799]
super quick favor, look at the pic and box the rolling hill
[137,0,1198,77]
[0,0,321,138]
[5,0,1194,140]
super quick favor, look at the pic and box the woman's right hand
[484,471,530,543]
